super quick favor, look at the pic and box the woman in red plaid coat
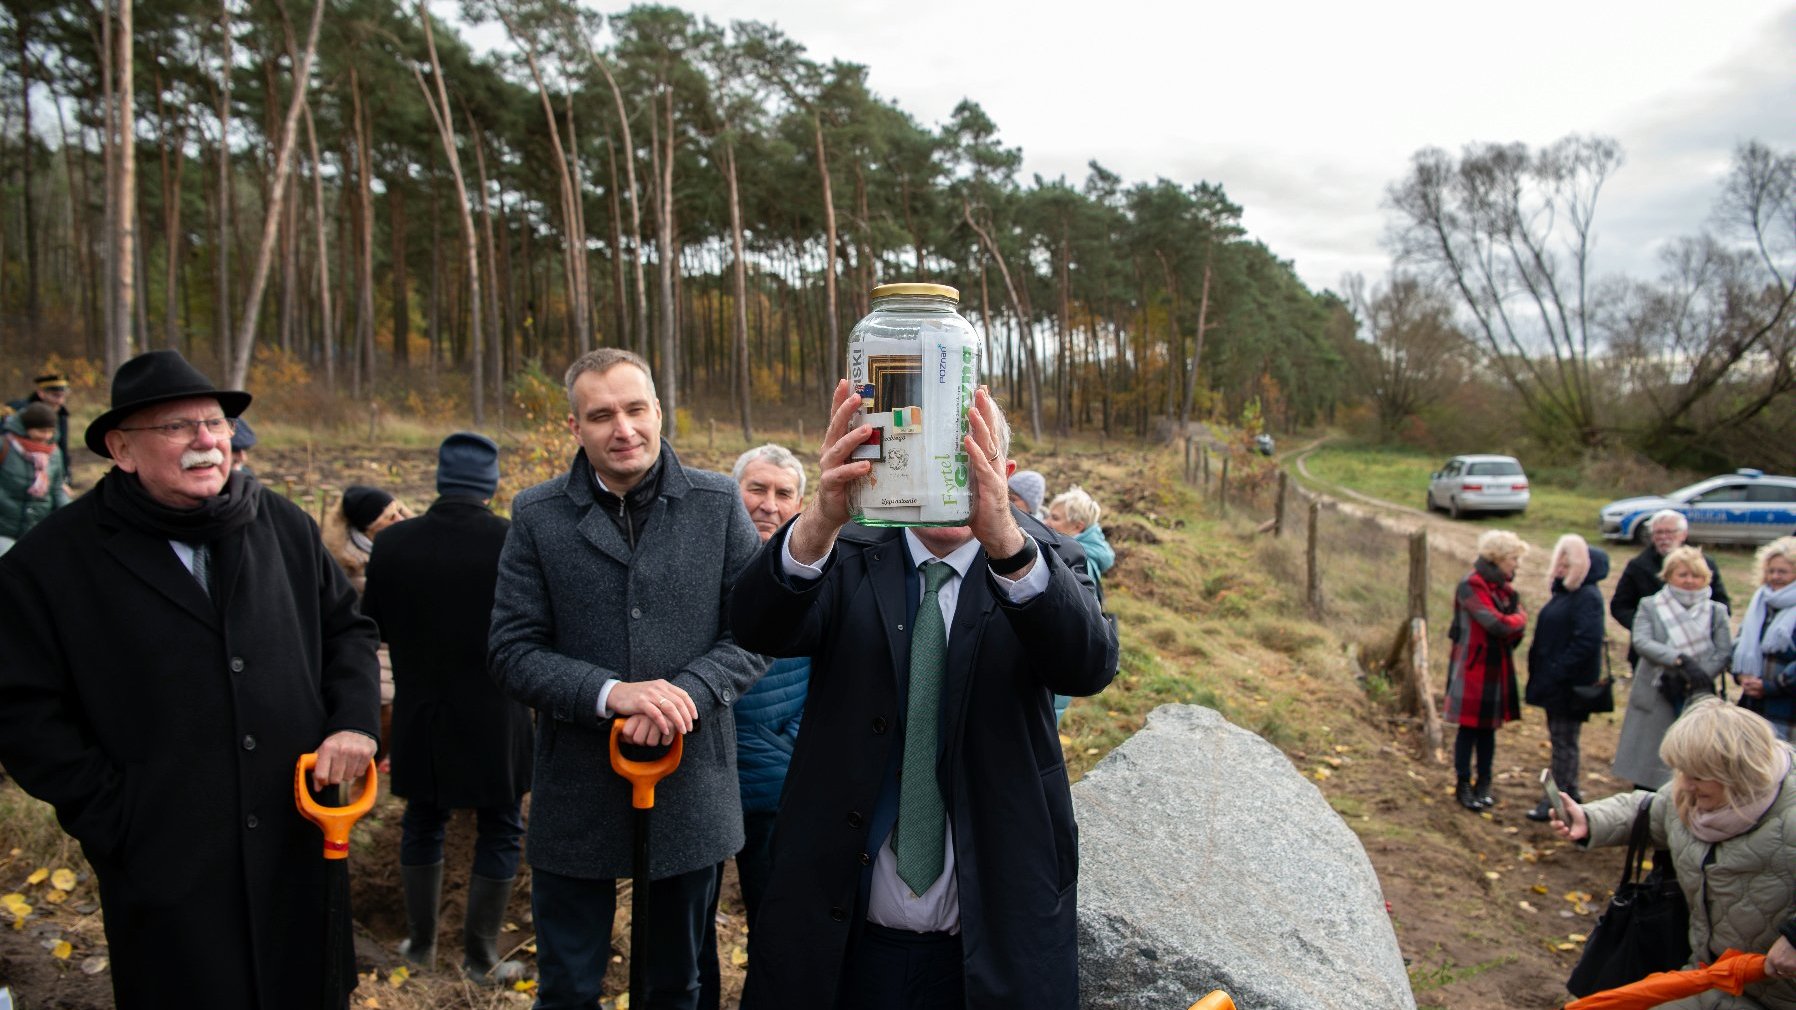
[1444,529,1529,810]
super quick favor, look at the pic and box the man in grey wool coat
[488,347,768,1010]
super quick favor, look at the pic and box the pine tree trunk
[390,179,409,366]
[302,98,333,389]
[722,138,751,442]
[225,0,321,388]
[812,110,840,391]
[414,6,483,423]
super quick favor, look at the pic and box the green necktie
[896,560,955,896]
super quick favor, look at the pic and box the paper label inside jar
[848,322,976,521]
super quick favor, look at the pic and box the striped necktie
[189,542,212,599]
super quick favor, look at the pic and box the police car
[1599,469,1796,545]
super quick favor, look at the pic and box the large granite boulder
[1074,705,1414,1010]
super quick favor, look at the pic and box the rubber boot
[398,862,443,969]
[1473,780,1496,809]
[1456,779,1479,810]
[1525,799,1553,822]
[463,874,528,985]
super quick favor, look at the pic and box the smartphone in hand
[1541,769,1570,824]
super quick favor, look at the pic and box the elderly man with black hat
[362,432,534,985]
[0,349,382,1009]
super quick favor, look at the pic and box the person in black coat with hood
[1525,535,1612,819]
[361,432,533,984]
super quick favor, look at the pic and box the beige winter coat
[1582,760,1796,1009]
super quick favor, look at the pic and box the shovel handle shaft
[293,754,378,859]
[609,721,683,809]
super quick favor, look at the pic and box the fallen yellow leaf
[1532,884,1549,894]
[1484,871,1501,880]
[1518,901,1537,913]
[387,966,409,987]
[1084,748,1099,756]
[51,940,71,960]
[49,869,75,892]
[44,890,67,905]
[1057,734,1073,748]
[730,945,748,967]
[1556,942,1578,951]
[1568,933,1588,942]
[361,999,381,1009]
[512,978,537,993]
[25,868,48,886]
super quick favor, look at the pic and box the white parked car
[1426,455,1531,518]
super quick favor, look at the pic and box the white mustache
[181,449,225,470]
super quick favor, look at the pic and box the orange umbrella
[1565,950,1768,1009]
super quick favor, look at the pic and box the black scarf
[100,467,262,544]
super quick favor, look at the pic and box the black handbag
[1569,637,1616,715]
[1564,794,1691,997]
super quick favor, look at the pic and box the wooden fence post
[1406,530,1443,763]
[1407,530,1428,625]
[1219,456,1230,515]
[709,418,717,452]
[1184,437,1193,484]
[1274,471,1288,536]
[1200,445,1210,489]
[1306,500,1321,615]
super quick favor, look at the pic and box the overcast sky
[567,0,1794,296]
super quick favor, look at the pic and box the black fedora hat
[85,350,253,458]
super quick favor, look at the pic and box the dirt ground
[0,437,1680,1009]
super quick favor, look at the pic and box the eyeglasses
[116,417,237,443]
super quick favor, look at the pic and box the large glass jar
[847,283,982,527]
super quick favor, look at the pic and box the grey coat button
[229,657,245,673]
[241,734,256,751]
[246,814,259,829]
[847,811,864,828]
[829,906,847,922]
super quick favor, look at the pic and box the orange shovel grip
[609,721,683,809]
[293,753,378,859]
[1189,993,1235,1010]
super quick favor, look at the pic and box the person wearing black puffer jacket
[1524,535,1611,820]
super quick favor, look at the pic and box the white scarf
[1733,582,1796,679]
[1647,585,1713,660]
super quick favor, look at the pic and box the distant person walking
[1524,535,1610,819]
[1614,545,1732,790]
[362,433,533,984]
[0,403,70,552]
[1733,536,1796,741]
[1445,530,1529,810]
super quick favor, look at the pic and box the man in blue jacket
[728,443,811,921]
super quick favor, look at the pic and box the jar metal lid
[871,282,959,302]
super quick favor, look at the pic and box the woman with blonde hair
[1444,529,1529,810]
[1524,534,1612,819]
[322,485,412,594]
[1614,545,1732,790]
[1734,536,1796,740]
[1554,699,1796,997]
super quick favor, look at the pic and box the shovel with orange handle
[294,753,378,1010]
[610,720,685,1010]
[1189,993,1235,1010]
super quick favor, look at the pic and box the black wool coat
[1610,545,1730,664]
[729,512,1118,1010]
[1526,548,1612,717]
[363,495,532,809]
[0,480,381,1009]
